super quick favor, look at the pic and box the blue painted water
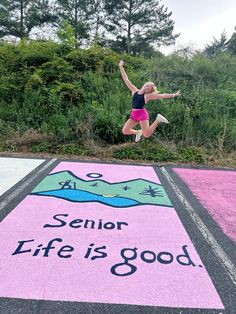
[34,189,139,207]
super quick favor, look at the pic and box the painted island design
[31,170,173,208]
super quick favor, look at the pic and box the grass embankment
[0,41,235,167]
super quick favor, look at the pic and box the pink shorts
[130,108,149,122]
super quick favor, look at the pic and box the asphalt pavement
[0,156,235,314]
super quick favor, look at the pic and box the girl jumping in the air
[119,59,180,142]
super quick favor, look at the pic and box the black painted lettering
[103,222,115,230]
[176,245,196,266]
[57,245,74,258]
[91,245,107,260]
[69,218,83,228]
[157,252,174,264]
[84,219,95,229]
[12,239,34,255]
[33,244,43,256]
[42,238,62,257]
[111,248,137,277]
[43,214,68,228]
[84,243,95,258]
[98,219,103,229]
[141,250,156,263]
[117,222,128,230]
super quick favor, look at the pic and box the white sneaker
[135,130,142,142]
[157,114,169,124]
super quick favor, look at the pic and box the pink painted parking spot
[173,168,236,243]
[0,162,223,309]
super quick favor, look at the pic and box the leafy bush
[176,147,204,163]
[19,40,60,67]
[113,142,176,162]
[39,58,75,83]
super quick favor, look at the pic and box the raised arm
[119,60,138,93]
[146,90,181,102]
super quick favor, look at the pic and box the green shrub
[66,47,119,73]
[39,58,75,83]
[176,147,204,163]
[31,143,50,153]
[93,111,125,144]
[31,142,87,155]
[55,143,87,155]
[19,40,60,67]
[113,142,176,162]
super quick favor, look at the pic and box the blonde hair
[145,81,160,94]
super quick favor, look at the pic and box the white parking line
[160,166,236,286]
[0,158,57,213]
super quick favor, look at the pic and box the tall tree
[0,0,56,39]
[227,27,236,55]
[89,0,107,45]
[103,0,179,54]
[203,31,229,57]
[55,0,96,46]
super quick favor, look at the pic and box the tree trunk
[20,0,24,39]
[75,0,78,46]
[127,0,132,53]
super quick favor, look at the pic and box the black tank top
[132,91,145,109]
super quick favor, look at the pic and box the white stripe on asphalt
[0,158,57,213]
[160,166,236,286]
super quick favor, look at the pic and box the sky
[160,0,236,54]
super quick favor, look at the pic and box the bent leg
[140,119,159,138]
[122,118,139,135]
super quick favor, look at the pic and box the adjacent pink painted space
[173,168,236,243]
[0,163,223,309]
